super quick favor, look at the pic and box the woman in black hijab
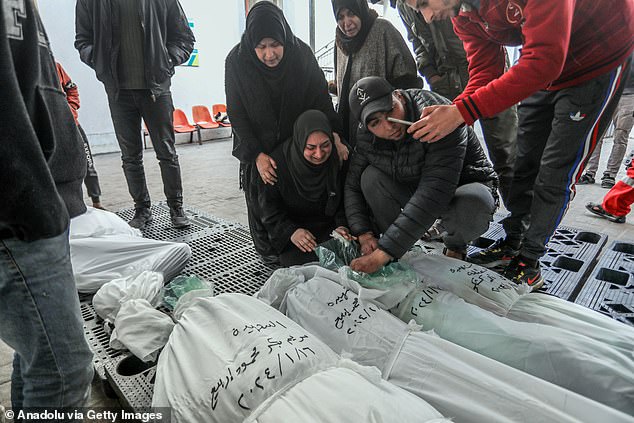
[259,110,350,267]
[332,0,420,142]
[225,2,346,264]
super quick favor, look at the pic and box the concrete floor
[1,133,633,412]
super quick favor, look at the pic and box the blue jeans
[0,230,93,413]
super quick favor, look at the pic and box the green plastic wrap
[342,262,420,290]
[315,236,360,270]
[316,234,421,290]
[162,275,212,310]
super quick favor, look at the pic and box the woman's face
[255,37,284,67]
[336,8,362,38]
[303,131,333,165]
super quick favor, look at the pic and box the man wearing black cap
[344,76,498,274]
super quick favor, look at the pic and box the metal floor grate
[116,203,238,242]
[81,301,124,380]
[575,241,634,326]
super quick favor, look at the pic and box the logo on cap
[357,87,369,103]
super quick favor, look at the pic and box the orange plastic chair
[192,105,220,129]
[173,108,201,144]
[212,103,231,127]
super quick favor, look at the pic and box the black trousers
[106,89,183,209]
[503,59,631,260]
[361,166,495,253]
[77,124,101,202]
[243,163,277,258]
[479,105,518,205]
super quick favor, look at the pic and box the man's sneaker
[585,202,626,223]
[578,173,595,185]
[128,208,153,229]
[170,205,191,229]
[503,257,544,292]
[466,238,519,268]
[601,175,616,189]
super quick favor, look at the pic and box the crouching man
[345,76,497,274]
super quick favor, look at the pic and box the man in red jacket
[405,0,633,290]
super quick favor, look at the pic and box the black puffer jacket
[75,0,194,97]
[344,88,498,258]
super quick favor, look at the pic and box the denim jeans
[0,230,93,414]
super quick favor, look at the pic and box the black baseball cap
[348,76,394,128]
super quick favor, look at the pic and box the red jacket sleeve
[55,62,80,113]
[453,0,574,124]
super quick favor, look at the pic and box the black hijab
[243,2,297,112]
[284,110,341,216]
[332,0,378,56]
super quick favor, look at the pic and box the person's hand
[333,132,349,162]
[408,104,464,143]
[291,228,317,252]
[334,226,355,241]
[358,232,378,256]
[256,153,277,185]
[350,249,392,274]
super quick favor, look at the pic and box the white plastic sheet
[257,266,634,423]
[402,252,527,313]
[392,288,634,414]
[508,293,634,358]
[92,270,164,323]
[69,207,191,293]
[70,206,140,238]
[152,293,448,423]
[110,299,175,362]
[403,253,634,357]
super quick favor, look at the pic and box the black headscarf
[243,2,297,113]
[332,0,378,56]
[284,110,341,216]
